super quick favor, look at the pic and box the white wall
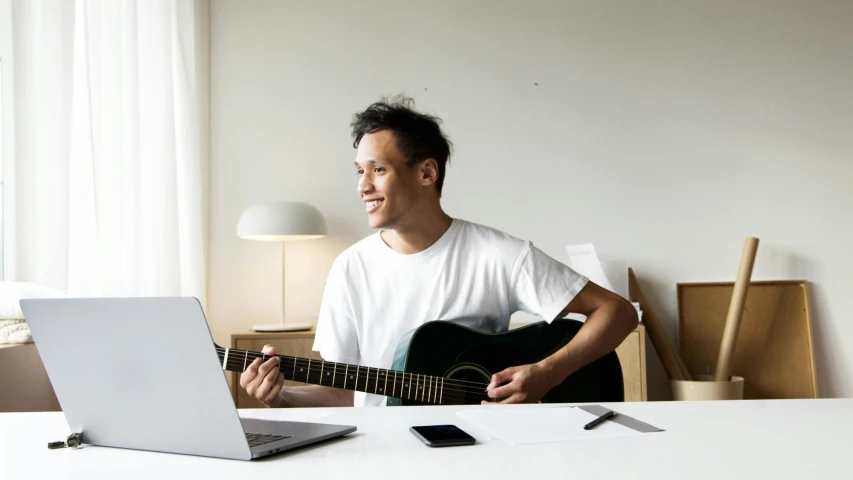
[209,0,853,399]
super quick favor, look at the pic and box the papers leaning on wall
[564,244,642,324]
[565,243,614,291]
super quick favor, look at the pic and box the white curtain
[7,0,209,308]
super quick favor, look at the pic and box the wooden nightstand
[615,324,647,401]
[230,329,322,409]
[230,324,647,406]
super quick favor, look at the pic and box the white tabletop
[1,399,849,479]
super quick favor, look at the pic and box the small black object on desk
[583,410,615,430]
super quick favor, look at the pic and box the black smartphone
[409,424,476,447]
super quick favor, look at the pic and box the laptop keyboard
[245,432,291,447]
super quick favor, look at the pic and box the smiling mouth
[365,199,384,212]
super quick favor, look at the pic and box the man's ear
[420,158,439,187]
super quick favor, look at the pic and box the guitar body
[387,319,624,406]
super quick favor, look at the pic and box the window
[0,51,4,280]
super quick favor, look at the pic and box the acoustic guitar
[217,319,623,405]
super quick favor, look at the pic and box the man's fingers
[257,356,281,377]
[262,373,285,405]
[241,356,280,401]
[239,357,262,388]
[487,382,517,399]
[256,363,281,402]
[487,372,522,399]
[262,344,277,356]
[496,393,525,404]
[481,393,524,405]
[249,357,280,398]
[486,369,515,391]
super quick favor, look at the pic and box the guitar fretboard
[216,346,451,404]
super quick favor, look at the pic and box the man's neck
[384,208,453,255]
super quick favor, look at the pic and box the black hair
[351,95,453,197]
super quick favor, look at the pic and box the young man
[240,96,638,407]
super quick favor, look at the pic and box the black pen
[583,410,615,430]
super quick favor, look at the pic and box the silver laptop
[20,297,356,460]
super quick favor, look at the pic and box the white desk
[1,399,849,479]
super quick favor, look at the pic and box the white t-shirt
[312,218,588,407]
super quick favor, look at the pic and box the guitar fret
[243,351,248,372]
[344,364,349,390]
[363,366,370,392]
[427,376,432,403]
[355,366,360,391]
[439,378,443,405]
[332,361,337,387]
[307,359,312,383]
[407,373,412,399]
[433,377,438,404]
[392,371,397,398]
[383,370,388,395]
[319,360,324,385]
[222,348,229,370]
[293,362,305,380]
[364,366,370,392]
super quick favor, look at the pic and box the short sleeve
[312,256,360,364]
[510,243,589,322]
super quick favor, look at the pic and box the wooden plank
[678,281,817,399]
[629,268,690,381]
[615,327,647,401]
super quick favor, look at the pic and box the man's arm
[485,281,638,403]
[541,281,639,385]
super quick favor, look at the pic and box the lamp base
[251,322,313,332]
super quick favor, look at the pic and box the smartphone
[409,424,476,447]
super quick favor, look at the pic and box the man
[240,96,638,407]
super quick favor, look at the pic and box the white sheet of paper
[565,243,615,292]
[457,406,646,445]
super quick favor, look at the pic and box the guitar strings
[216,347,493,391]
[224,357,493,402]
[215,347,496,390]
[216,348,497,402]
[227,363,494,403]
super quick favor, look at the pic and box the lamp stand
[251,242,313,332]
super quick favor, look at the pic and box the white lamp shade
[236,201,327,241]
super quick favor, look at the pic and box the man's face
[355,130,424,230]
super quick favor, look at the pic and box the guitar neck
[216,346,447,405]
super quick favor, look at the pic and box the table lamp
[237,201,327,332]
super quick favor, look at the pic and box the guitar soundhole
[444,366,492,405]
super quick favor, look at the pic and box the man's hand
[240,344,286,408]
[483,362,556,404]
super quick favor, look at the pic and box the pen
[583,410,615,430]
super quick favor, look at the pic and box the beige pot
[670,375,745,400]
